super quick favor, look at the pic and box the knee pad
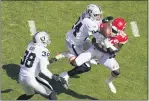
[111,70,120,77]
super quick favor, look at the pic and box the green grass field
[1,1,148,100]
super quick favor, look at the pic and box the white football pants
[75,45,120,71]
[19,75,53,96]
[66,38,92,58]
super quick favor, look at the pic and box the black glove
[102,16,114,23]
[92,37,96,44]
[49,58,57,64]
[52,74,67,84]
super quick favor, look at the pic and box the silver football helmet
[33,31,51,47]
[86,4,103,21]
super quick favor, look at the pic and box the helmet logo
[40,36,45,41]
[88,9,92,13]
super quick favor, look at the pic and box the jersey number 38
[20,50,36,68]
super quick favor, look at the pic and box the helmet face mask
[111,26,118,37]
[94,14,103,21]
[33,31,51,47]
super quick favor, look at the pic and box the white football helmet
[86,4,103,21]
[33,31,51,47]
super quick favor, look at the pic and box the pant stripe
[35,77,53,91]
[72,44,79,56]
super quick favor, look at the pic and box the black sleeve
[49,58,57,64]
[91,37,96,44]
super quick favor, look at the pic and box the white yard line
[28,20,37,36]
[130,21,140,37]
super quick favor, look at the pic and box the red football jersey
[99,23,128,45]
[108,31,128,45]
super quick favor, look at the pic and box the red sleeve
[118,31,128,44]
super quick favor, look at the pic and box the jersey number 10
[20,50,36,68]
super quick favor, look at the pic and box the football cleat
[59,72,69,89]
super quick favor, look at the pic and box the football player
[59,17,128,94]
[17,32,66,100]
[64,4,103,64]
[54,4,113,65]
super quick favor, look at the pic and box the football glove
[49,53,65,64]
[49,58,57,64]
[52,74,67,84]
[102,16,114,23]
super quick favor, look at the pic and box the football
[100,22,112,38]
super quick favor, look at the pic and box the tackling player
[64,4,103,65]
[59,17,128,94]
[54,4,113,65]
[17,32,66,100]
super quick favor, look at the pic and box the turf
[1,1,148,100]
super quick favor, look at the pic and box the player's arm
[39,57,66,84]
[115,31,128,51]
[39,57,53,79]
[49,53,65,64]
[49,57,58,64]
[88,23,99,36]
[91,36,118,59]
[113,43,123,52]
[106,33,128,58]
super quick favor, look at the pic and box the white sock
[106,74,116,83]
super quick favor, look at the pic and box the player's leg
[17,75,35,100]
[61,45,95,76]
[59,63,91,89]
[68,41,83,57]
[99,54,120,93]
[83,38,101,65]
[35,77,57,100]
[18,76,57,100]
[59,45,96,89]
[65,41,77,59]
[16,85,34,100]
[83,37,92,50]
